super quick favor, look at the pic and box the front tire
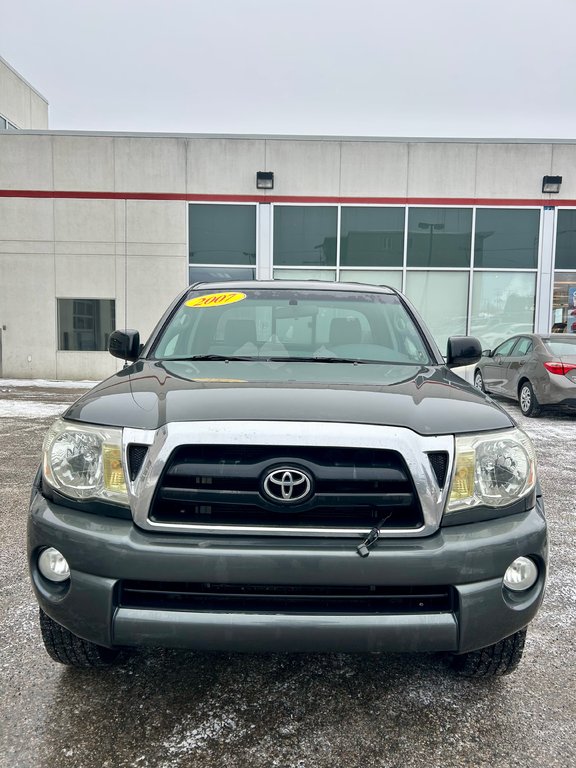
[519,381,541,417]
[451,628,527,677]
[39,609,129,668]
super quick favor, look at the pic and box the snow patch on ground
[0,378,97,389]
[0,400,68,418]
[160,711,251,763]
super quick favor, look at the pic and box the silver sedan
[474,333,576,416]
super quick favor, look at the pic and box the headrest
[329,317,362,345]
[223,318,257,347]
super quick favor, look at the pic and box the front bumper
[28,491,547,655]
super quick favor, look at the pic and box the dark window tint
[189,204,256,265]
[493,338,517,356]
[407,208,472,267]
[555,210,576,270]
[340,207,404,267]
[274,206,337,266]
[513,337,533,356]
[475,209,540,268]
[58,299,115,351]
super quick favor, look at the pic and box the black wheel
[473,370,485,392]
[39,609,129,668]
[451,628,527,677]
[519,381,541,417]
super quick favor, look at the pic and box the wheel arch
[517,376,531,398]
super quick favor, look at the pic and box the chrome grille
[149,445,423,530]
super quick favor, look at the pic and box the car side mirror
[482,349,492,357]
[446,336,482,369]
[109,329,141,362]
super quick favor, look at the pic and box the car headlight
[446,428,536,513]
[42,419,128,505]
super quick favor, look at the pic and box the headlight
[42,419,128,505]
[447,428,536,513]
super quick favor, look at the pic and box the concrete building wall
[1,132,575,379]
[0,56,48,129]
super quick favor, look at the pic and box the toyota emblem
[262,467,312,503]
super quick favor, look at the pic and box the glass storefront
[552,211,576,333]
[470,272,536,350]
[189,203,558,351]
[405,271,469,352]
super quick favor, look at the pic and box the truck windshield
[152,288,433,365]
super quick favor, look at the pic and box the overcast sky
[2,0,576,138]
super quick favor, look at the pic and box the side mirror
[109,329,141,362]
[481,349,492,358]
[446,336,482,369]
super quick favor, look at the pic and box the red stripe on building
[0,190,575,206]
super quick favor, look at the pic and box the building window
[405,271,469,353]
[0,113,18,130]
[189,204,256,266]
[338,269,402,289]
[469,272,536,350]
[475,209,540,268]
[407,208,472,268]
[555,210,576,270]
[273,206,337,268]
[550,211,576,332]
[189,266,255,283]
[551,271,576,333]
[340,207,404,267]
[58,299,115,351]
[273,268,337,281]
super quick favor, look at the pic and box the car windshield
[152,287,433,365]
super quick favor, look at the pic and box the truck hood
[64,359,513,436]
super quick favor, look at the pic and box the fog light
[503,556,538,592]
[38,547,70,583]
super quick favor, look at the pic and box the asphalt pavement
[0,382,575,768]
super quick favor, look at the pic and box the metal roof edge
[1,129,575,144]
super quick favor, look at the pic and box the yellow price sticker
[186,292,247,308]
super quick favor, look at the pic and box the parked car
[474,333,576,416]
[28,282,547,677]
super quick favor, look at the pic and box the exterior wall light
[256,171,274,190]
[542,175,562,193]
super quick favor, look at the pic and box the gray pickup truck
[29,282,547,677]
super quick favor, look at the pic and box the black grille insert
[119,581,454,615]
[149,445,424,530]
[428,451,449,488]
[128,444,149,481]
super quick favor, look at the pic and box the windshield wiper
[160,354,259,362]
[161,355,372,364]
[266,356,371,364]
